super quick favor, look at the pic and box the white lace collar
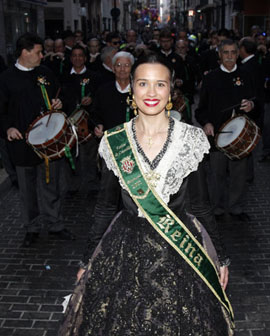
[99,119,210,216]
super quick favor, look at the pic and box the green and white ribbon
[40,84,51,110]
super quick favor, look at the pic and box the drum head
[169,110,182,121]
[71,110,84,123]
[28,113,65,145]
[217,116,246,148]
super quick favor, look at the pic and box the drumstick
[30,121,43,131]
[70,92,92,117]
[216,131,233,134]
[46,88,61,127]
[220,97,256,113]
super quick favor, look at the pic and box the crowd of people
[0,25,269,335]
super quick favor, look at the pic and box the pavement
[0,148,270,336]
[0,168,7,185]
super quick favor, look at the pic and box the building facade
[44,0,88,38]
[179,0,270,35]
[0,0,47,64]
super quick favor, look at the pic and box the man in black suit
[239,37,265,177]
[196,39,260,222]
[158,29,185,83]
[199,29,230,75]
[97,46,117,87]
[0,33,74,246]
[239,37,265,104]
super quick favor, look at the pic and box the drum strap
[81,84,86,100]
[39,84,52,111]
[44,156,50,184]
[65,146,75,170]
[38,153,50,184]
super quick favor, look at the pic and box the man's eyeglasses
[112,41,121,45]
[115,63,131,68]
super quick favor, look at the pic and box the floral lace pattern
[99,119,210,214]
[58,211,232,336]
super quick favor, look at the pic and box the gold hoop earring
[166,95,173,117]
[131,95,138,116]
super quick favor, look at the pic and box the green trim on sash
[104,123,234,326]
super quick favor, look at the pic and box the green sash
[105,123,234,326]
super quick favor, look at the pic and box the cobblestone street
[0,149,270,336]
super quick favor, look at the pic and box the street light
[111,0,120,32]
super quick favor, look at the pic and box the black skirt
[58,210,233,336]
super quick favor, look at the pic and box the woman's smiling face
[133,63,171,117]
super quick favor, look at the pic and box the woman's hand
[76,268,86,283]
[203,122,214,137]
[219,266,229,290]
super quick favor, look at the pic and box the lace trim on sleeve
[161,124,210,203]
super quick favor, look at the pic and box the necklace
[132,117,174,170]
[147,137,154,148]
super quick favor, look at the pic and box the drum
[26,111,76,160]
[68,109,91,144]
[215,115,261,160]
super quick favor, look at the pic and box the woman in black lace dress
[59,53,234,336]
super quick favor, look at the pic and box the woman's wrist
[78,260,87,270]
[219,256,231,267]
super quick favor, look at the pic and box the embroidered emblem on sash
[121,156,135,174]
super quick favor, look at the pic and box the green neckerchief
[105,123,234,328]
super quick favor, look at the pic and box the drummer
[62,45,100,116]
[0,33,75,247]
[195,39,260,222]
[61,45,101,195]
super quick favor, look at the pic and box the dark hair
[239,38,257,55]
[71,45,87,56]
[160,29,173,39]
[218,28,230,38]
[178,29,188,35]
[74,30,84,37]
[106,32,121,43]
[210,30,218,38]
[87,37,100,45]
[61,30,74,40]
[131,52,175,90]
[15,33,43,58]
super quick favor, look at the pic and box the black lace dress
[58,120,233,336]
